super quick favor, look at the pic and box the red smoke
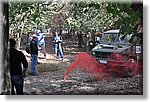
[64,52,142,82]
[106,53,127,77]
[64,52,104,82]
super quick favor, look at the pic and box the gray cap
[37,30,41,33]
[32,34,37,38]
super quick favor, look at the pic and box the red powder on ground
[64,52,104,82]
[64,52,142,82]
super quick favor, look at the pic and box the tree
[9,1,53,48]
[105,0,143,44]
[1,2,10,94]
[4,0,143,94]
[62,1,119,48]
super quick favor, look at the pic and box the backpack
[25,44,31,54]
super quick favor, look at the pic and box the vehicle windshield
[101,33,119,43]
[100,33,131,44]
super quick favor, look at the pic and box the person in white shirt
[53,31,64,61]
[36,30,46,58]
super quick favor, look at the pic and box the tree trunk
[0,2,11,94]
[91,30,96,44]
[17,18,25,49]
[86,32,90,52]
[17,33,21,49]
[77,31,83,48]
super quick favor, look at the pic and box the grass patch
[36,63,68,73]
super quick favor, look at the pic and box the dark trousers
[11,75,24,95]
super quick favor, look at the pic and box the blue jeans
[54,43,64,60]
[31,54,37,75]
[11,75,23,95]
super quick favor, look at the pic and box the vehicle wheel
[124,58,137,77]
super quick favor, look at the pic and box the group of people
[29,30,64,75]
[9,30,64,95]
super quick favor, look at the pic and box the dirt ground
[21,50,143,95]
[20,37,143,95]
[24,72,143,95]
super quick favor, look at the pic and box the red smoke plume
[64,52,141,82]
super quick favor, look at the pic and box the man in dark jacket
[9,39,28,95]
[30,34,38,75]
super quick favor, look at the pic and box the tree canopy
[9,0,143,45]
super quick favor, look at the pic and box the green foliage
[106,1,143,44]
[65,1,117,34]
[9,0,143,45]
[9,1,51,35]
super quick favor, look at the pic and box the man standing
[36,30,46,58]
[9,39,28,95]
[53,31,64,61]
[30,34,38,75]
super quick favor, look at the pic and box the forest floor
[19,37,143,95]
[21,49,143,95]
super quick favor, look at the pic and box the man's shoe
[32,73,38,76]
[37,62,40,64]
[60,58,63,61]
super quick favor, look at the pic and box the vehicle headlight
[92,51,95,55]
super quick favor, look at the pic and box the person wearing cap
[30,34,38,75]
[36,30,46,58]
[9,38,28,95]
